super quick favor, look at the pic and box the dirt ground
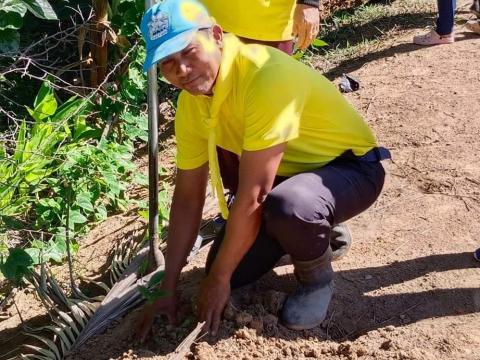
[2,1,480,359]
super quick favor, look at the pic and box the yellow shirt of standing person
[200,0,297,41]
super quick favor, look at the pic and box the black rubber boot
[281,247,334,330]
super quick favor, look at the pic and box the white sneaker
[413,30,455,45]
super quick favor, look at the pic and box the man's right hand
[135,164,208,342]
[135,293,178,342]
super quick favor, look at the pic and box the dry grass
[309,0,438,71]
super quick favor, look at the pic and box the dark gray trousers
[206,154,386,289]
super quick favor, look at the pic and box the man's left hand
[197,274,231,336]
[293,4,320,50]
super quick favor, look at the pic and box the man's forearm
[162,196,204,290]
[208,199,263,281]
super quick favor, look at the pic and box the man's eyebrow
[181,44,196,53]
[161,54,175,64]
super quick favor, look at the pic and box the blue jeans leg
[436,0,456,35]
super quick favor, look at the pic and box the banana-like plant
[17,227,160,359]
[19,265,105,360]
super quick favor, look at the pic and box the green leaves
[75,193,94,213]
[51,96,88,123]
[1,1,28,16]
[1,0,57,20]
[0,10,24,30]
[0,0,57,54]
[312,38,328,47]
[0,79,131,284]
[0,248,33,283]
[68,209,88,225]
[122,112,148,142]
[0,28,20,54]
[27,79,58,121]
[138,270,168,304]
[21,0,58,20]
[293,38,329,61]
[112,0,144,36]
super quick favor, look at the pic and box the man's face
[159,27,222,96]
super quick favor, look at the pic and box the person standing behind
[200,0,320,55]
[413,0,456,45]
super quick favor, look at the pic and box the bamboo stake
[168,322,206,360]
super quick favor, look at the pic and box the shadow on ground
[322,31,479,79]
[280,251,480,340]
[115,250,480,359]
[0,313,51,360]
[203,251,478,340]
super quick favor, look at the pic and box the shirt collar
[209,34,241,120]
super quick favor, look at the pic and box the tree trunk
[90,0,109,88]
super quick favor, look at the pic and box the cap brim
[143,29,198,72]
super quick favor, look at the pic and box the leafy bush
[0,77,145,282]
[0,0,58,54]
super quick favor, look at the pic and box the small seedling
[138,270,169,304]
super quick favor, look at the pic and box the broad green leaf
[2,0,28,16]
[95,203,107,221]
[148,270,165,287]
[33,76,53,107]
[42,238,66,263]
[0,248,33,282]
[45,198,61,212]
[22,123,60,163]
[0,10,24,30]
[75,192,94,213]
[73,117,99,141]
[132,172,148,186]
[51,96,88,123]
[0,29,20,54]
[21,0,58,20]
[13,119,26,162]
[68,209,88,224]
[293,50,304,60]
[28,80,57,121]
[24,167,51,184]
[312,38,328,47]
[128,66,146,90]
[138,210,148,221]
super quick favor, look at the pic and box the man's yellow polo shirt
[200,0,296,41]
[175,34,377,180]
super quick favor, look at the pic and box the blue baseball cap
[141,0,213,71]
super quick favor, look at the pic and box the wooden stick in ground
[168,321,206,360]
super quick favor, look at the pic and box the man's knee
[263,183,332,233]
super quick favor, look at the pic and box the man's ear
[211,24,223,47]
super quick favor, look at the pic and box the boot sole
[281,319,325,330]
[331,224,353,261]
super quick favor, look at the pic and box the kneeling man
[137,0,390,338]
